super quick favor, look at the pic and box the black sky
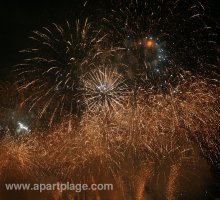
[0,0,108,80]
[0,0,219,81]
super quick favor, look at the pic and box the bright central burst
[81,67,128,112]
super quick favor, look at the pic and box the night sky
[0,0,219,81]
[0,0,109,80]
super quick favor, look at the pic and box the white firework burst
[81,66,129,112]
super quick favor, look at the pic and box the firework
[44,112,124,182]
[103,0,219,90]
[2,0,219,199]
[14,18,110,127]
[0,76,219,199]
[0,134,40,183]
[81,65,129,112]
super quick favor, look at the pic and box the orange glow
[146,39,155,48]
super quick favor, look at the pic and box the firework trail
[66,78,216,198]
[103,0,219,91]
[93,75,219,198]
[0,77,218,199]
[0,133,63,200]
[41,112,123,183]
[0,134,40,183]
[14,18,111,127]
